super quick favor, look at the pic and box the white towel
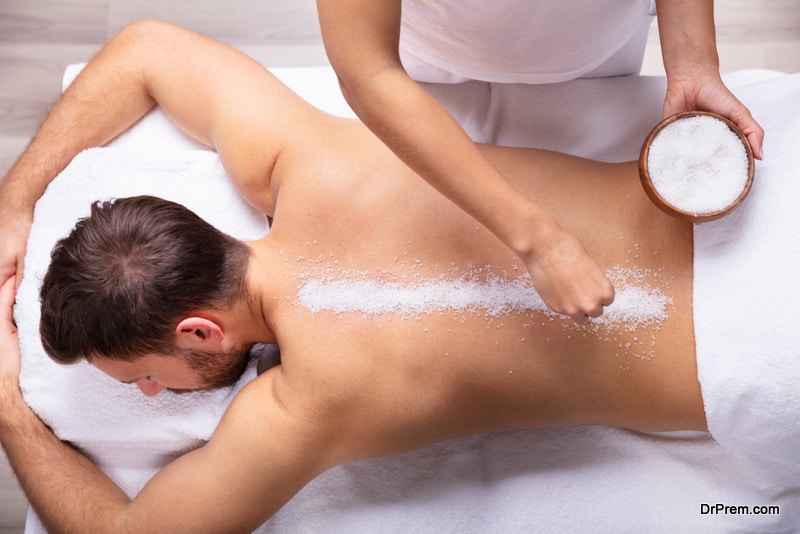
[18,66,800,533]
[694,71,800,466]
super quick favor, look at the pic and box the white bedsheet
[17,65,800,533]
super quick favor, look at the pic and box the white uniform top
[400,0,656,84]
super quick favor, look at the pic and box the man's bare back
[242,118,705,468]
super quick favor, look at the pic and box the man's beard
[170,342,255,394]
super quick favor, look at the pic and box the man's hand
[0,275,21,391]
[524,226,615,323]
[663,74,765,160]
[0,204,32,292]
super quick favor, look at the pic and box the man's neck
[239,239,281,346]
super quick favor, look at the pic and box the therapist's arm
[656,0,764,158]
[316,0,614,321]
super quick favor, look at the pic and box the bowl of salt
[639,111,754,222]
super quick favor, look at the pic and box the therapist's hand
[663,73,764,159]
[655,0,764,160]
[523,223,615,323]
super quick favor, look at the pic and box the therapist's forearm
[317,0,554,258]
[320,0,613,319]
[656,0,719,78]
[342,68,557,261]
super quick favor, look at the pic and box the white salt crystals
[296,266,671,331]
[644,113,751,217]
[298,275,541,317]
[294,263,672,366]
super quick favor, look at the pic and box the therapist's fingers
[663,77,765,160]
[524,227,615,323]
[730,105,765,161]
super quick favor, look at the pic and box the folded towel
[694,71,800,466]
[18,66,800,533]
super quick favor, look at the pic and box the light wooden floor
[1,1,798,532]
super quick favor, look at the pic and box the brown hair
[39,196,251,364]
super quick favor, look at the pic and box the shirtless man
[0,21,705,532]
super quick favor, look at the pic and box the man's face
[92,346,250,397]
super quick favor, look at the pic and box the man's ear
[175,316,224,350]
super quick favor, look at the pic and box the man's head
[39,195,254,392]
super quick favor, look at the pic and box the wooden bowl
[638,111,755,222]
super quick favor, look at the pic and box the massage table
[15,62,800,532]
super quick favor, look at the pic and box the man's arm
[316,0,614,322]
[1,275,131,531]
[0,20,315,287]
[656,0,764,158]
[0,23,156,289]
